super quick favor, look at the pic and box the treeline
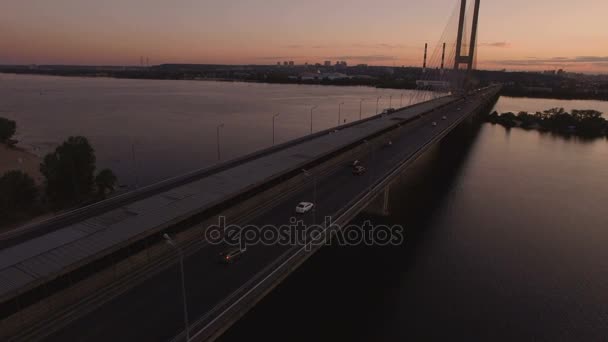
[0,119,117,225]
[501,86,608,101]
[487,108,608,138]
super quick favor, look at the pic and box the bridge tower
[453,0,481,75]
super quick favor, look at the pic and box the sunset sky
[2,0,607,73]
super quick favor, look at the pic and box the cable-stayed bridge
[0,1,499,341]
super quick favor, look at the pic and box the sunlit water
[2,74,608,340]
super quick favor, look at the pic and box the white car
[432,121,438,127]
[442,116,447,120]
[295,202,314,214]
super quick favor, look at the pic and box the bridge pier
[363,185,391,217]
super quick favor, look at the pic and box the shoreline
[2,71,606,102]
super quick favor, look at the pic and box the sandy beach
[0,144,44,184]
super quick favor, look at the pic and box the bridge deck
[4,86,501,341]
[0,95,456,302]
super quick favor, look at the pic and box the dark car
[219,247,246,264]
[353,166,367,175]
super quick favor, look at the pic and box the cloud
[351,43,408,49]
[256,56,303,60]
[283,44,303,49]
[480,42,511,48]
[492,56,608,66]
[328,55,398,62]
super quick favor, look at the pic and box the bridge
[0,1,495,341]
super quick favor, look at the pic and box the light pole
[216,123,224,162]
[272,113,280,146]
[359,99,365,121]
[363,140,373,192]
[309,105,318,135]
[389,95,393,109]
[131,142,139,190]
[302,169,317,225]
[376,96,382,115]
[338,102,344,126]
[400,93,404,107]
[163,234,190,342]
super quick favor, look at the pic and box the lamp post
[389,95,393,109]
[310,105,318,135]
[363,140,373,192]
[302,169,317,225]
[272,113,280,146]
[216,123,224,162]
[163,234,190,342]
[376,96,382,115]
[400,93,404,107]
[338,102,344,126]
[359,99,365,121]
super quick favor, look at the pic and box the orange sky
[1,0,607,73]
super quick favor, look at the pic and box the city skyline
[1,0,607,73]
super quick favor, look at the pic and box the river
[0,74,433,187]
[2,74,608,340]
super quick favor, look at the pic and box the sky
[1,0,607,73]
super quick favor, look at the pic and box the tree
[0,170,38,222]
[95,169,117,198]
[40,136,96,205]
[0,117,16,142]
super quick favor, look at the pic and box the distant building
[298,71,349,81]
[300,72,321,81]
[283,61,289,66]
[324,61,332,67]
[335,61,347,68]
[288,61,294,66]
[416,80,450,89]
[321,72,349,80]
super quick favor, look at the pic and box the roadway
[42,90,494,342]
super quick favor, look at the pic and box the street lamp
[400,93,404,107]
[302,169,317,225]
[359,98,365,121]
[389,95,393,109]
[272,113,280,146]
[376,96,382,115]
[338,102,344,126]
[216,123,224,162]
[309,105,318,135]
[163,234,190,342]
[363,140,373,192]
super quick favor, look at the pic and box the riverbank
[0,144,43,183]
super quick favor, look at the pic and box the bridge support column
[382,186,391,216]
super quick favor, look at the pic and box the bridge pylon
[453,0,481,91]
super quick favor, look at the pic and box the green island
[486,108,608,138]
